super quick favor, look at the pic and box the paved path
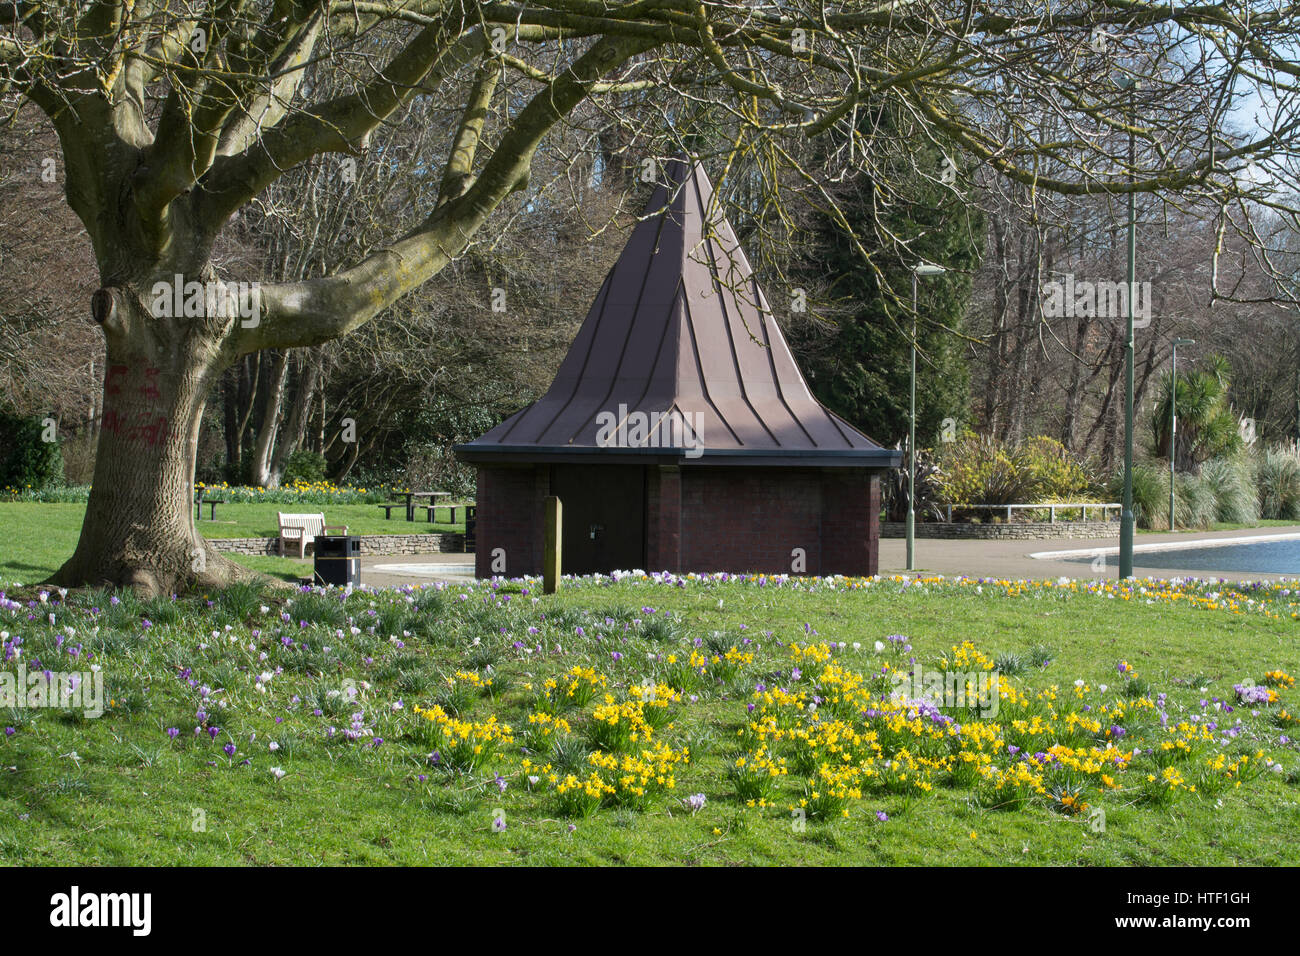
[339,525,1300,587]
[361,552,475,587]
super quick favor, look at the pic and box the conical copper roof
[456,157,900,467]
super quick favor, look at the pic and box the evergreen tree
[1150,355,1244,472]
[790,110,981,449]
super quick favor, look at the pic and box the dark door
[550,465,645,574]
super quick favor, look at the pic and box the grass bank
[0,502,467,585]
[0,573,1297,865]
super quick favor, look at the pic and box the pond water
[1063,536,1300,574]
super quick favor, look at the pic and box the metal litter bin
[314,535,361,587]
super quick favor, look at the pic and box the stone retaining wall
[880,521,1118,540]
[208,534,466,556]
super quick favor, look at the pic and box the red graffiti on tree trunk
[105,364,130,396]
[101,409,124,435]
[128,414,169,447]
[100,364,171,446]
[102,409,170,447]
[138,367,161,401]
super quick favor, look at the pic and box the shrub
[403,443,477,500]
[937,433,1094,509]
[881,447,948,521]
[1017,436,1094,501]
[1123,461,1168,530]
[938,433,1023,506]
[1174,472,1217,530]
[60,432,97,485]
[1198,456,1259,525]
[1114,457,1254,531]
[1,480,418,506]
[282,449,327,485]
[1149,355,1243,471]
[0,410,64,492]
[1255,443,1300,520]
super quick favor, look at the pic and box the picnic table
[415,501,474,523]
[194,488,226,520]
[397,490,449,521]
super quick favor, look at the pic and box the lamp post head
[1174,338,1195,346]
[912,264,946,277]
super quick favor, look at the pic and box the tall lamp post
[908,263,946,572]
[1169,338,1195,530]
[1118,77,1140,580]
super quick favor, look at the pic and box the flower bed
[1,481,406,505]
[1,572,1295,865]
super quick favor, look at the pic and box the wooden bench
[194,488,226,521]
[377,502,406,520]
[277,512,348,558]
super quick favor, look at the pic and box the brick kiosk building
[455,158,900,579]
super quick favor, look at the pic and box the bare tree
[3,1,1299,593]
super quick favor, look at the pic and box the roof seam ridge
[563,192,675,444]
[692,169,782,446]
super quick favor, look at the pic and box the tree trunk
[49,287,252,597]
[251,351,289,487]
[268,351,320,487]
[335,437,361,482]
[222,369,240,480]
[229,354,259,482]
[1060,310,1089,451]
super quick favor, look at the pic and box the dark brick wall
[820,470,879,577]
[473,463,881,578]
[474,465,549,577]
[646,465,682,571]
[679,467,877,576]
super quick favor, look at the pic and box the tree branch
[196,2,477,230]
[241,32,654,353]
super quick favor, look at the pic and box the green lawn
[0,573,1297,865]
[191,501,468,538]
[6,501,1293,589]
[0,502,466,586]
